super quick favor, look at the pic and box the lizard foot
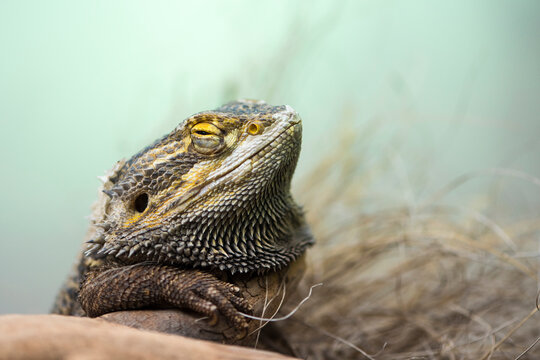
[79,264,253,333]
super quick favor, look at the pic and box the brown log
[0,314,298,360]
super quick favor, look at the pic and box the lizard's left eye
[190,123,224,155]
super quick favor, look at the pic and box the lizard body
[52,100,313,336]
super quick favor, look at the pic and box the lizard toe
[196,284,250,331]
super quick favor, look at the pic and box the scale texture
[52,100,313,335]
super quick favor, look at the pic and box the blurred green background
[1,1,539,313]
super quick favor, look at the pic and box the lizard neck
[161,174,313,274]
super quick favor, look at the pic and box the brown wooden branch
[0,314,298,360]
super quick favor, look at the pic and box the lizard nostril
[247,122,264,135]
[134,193,149,213]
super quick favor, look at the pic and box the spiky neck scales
[85,100,313,274]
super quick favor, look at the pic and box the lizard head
[86,100,313,273]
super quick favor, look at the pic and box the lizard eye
[190,123,224,154]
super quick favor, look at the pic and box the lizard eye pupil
[134,193,149,213]
[194,130,211,136]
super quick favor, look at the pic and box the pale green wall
[1,1,539,313]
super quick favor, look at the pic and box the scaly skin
[52,100,314,335]
[79,265,251,330]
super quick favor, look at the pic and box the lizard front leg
[78,264,253,333]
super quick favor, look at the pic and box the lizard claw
[188,280,253,332]
[161,268,254,333]
[79,265,254,335]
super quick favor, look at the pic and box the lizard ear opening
[134,193,149,213]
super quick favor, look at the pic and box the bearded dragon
[52,100,313,336]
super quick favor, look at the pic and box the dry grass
[279,135,540,359]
